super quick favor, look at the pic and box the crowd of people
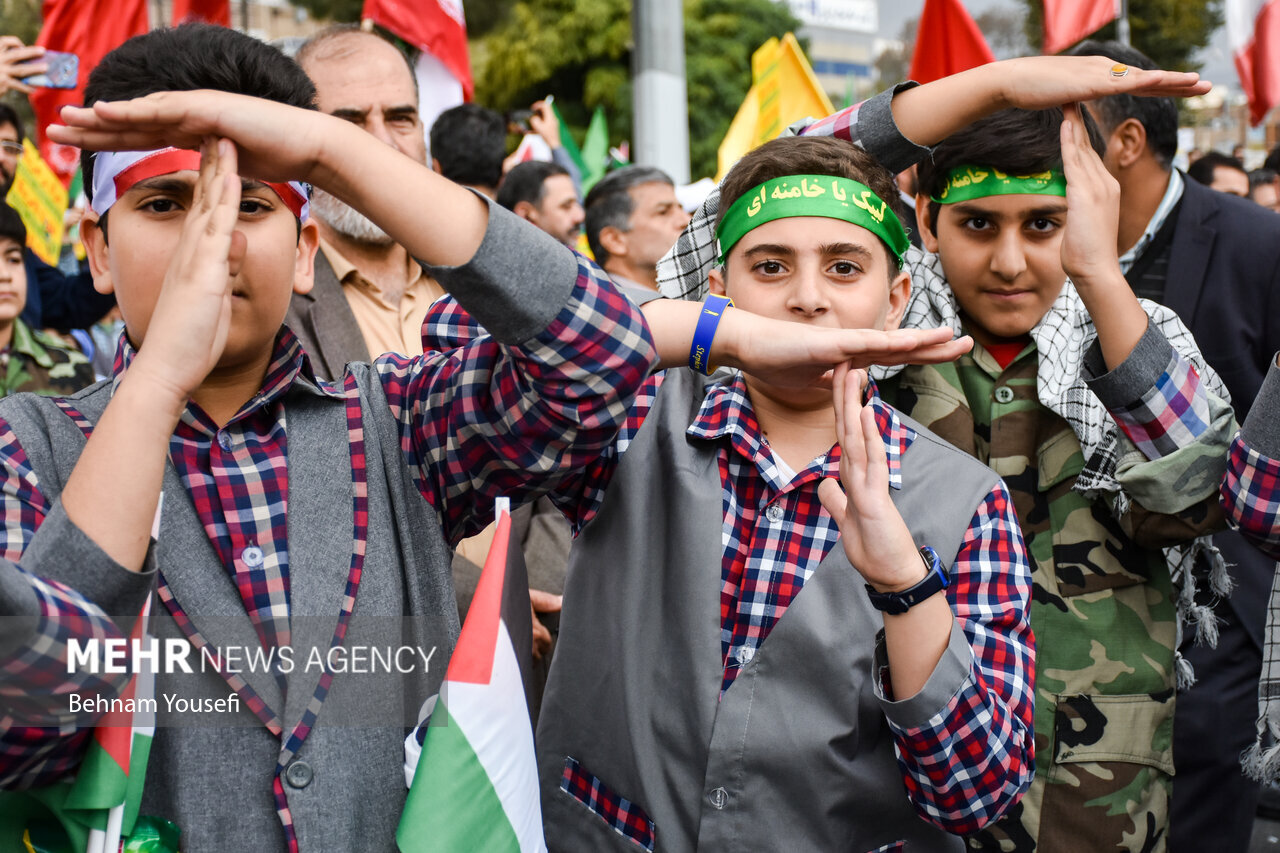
[0,19,1278,853]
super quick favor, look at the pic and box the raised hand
[50,90,331,186]
[130,136,244,401]
[816,365,925,591]
[993,55,1210,111]
[1057,102,1149,369]
[0,37,46,97]
[1059,102,1124,287]
[723,308,973,389]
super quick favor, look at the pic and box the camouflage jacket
[881,331,1231,853]
[0,320,95,399]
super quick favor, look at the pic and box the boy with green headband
[655,59,1221,852]
[887,105,1235,853]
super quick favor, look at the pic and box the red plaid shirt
[1223,430,1280,560]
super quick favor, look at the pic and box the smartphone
[22,51,78,89]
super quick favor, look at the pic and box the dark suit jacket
[284,250,370,383]
[20,250,115,332]
[1165,175,1280,644]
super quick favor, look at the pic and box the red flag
[908,0,997,86]
[1043,0,1117,55]
[1229,0,1280,125]
[30,0,149,184]
[363,0,473,100]
[172,0,231,26]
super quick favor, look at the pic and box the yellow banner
[5,139,68,266]
[717,33,835,181]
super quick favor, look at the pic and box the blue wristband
[689,295,734,375]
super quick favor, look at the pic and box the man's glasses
[0,141,23,156]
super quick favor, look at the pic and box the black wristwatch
[865,546,949,615]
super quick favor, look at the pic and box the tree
[1021,0,1222,70]
[473,0,801,180]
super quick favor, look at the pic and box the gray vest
[0,365,458,853]
[537,369,999,852]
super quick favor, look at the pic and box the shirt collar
[111,325,342,430]
[686,371,915,490]
[320,238,424,298]
[1118,169,1183,273]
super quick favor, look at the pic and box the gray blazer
[0,202,616,852]
[285,250,370,384]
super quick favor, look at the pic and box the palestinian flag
[0,597,158,853]
[67,593,155,853]
[397,499,544,853]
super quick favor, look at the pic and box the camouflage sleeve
[877,482,1036,833]
[1084,322,1234,543]
[1222,355,1280,558]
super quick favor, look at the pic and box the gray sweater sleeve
[855,82,934,175]
[423,197,580,343]
[1242,354,1280,456]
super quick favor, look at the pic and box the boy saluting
[0,24,966,852]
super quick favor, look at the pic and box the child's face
[919,193,1068,346]
[82,170,317,368]
[710,215,908,336]
[0,236,26,325]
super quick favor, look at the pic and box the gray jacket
[537,368,1009,852]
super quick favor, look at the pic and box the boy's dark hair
[0,104,25,142]
[715,136,905,270]
[80,24,318,202]
[497,160,571,212]
[584,165,674,266]
[0,204,27,245]
[917,107,1105,238]
[1187,151,1246,187]
[428,104,505,190]
[1067,40,1177,169]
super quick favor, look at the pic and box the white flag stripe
[445,619,547,853]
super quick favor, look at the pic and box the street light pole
[632,0,691,183]
[1116,0,1131,46]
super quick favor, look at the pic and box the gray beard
[311,187,394,246]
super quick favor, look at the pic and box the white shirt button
[217,432,232,451]
[242,546,265,569]
[708,787,727,809]
[735,646,754,665]
[994,386,1015,404]
[765,504,784,523]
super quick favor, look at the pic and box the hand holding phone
[21,50,78,90]
[0,37,47,96]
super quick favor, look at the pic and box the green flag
[549,102,587,179]
[579,108,609,194]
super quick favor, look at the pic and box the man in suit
[1072,40,1280,853]
[286,26,443,381]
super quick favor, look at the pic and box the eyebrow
[951,201,1069,218]
[741,242,875,260]
[129,176,272,195]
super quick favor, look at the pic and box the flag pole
[1116,0,1131,46]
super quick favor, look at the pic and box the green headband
[930,165,1067,204]
[716,175,910,266]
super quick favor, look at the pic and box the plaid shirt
[427,280,1034,839]
[0,260,654,791]
[1223,430,1280,560]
